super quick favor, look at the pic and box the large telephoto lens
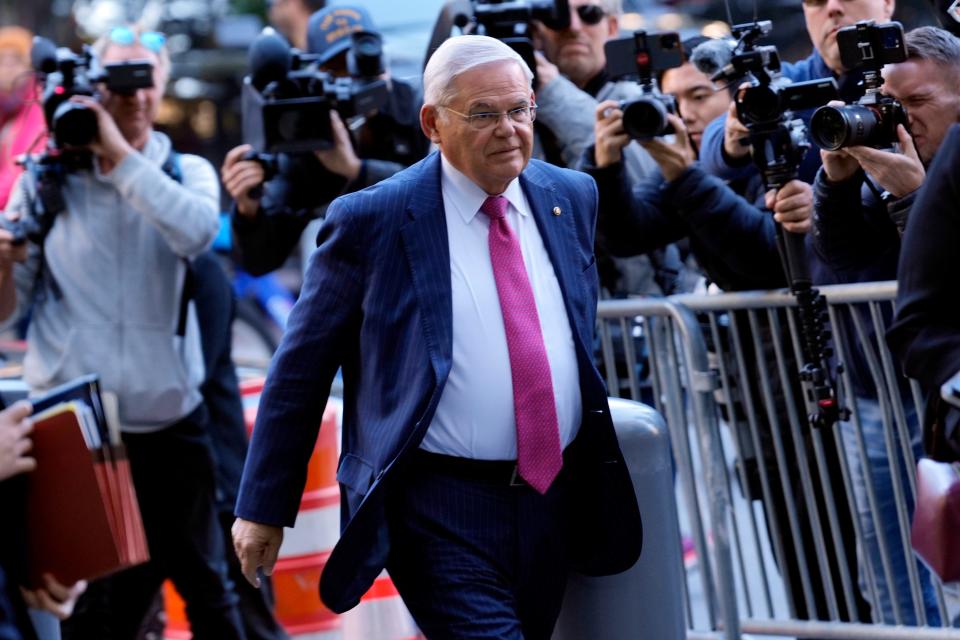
[810,104,879,151]
[52,102,99,147]
[621,98,672,140]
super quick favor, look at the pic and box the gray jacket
[5,131,219,431]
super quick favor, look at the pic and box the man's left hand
[67,96,133,170]
[845,125,924,198]
[20,574,87,620]
[638,114,695,183]
[765,179,813,234]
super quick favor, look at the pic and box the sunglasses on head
[109,27,166,53]
[574,4,607,26]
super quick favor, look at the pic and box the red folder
[24,405,149,587]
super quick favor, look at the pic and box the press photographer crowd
[1,0,960,638]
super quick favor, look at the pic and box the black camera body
[242,30,390,155]
[31,37,154,149]
[810,20,908,151]
[604,30,683,140]
[699,21,837,188]
[456,0,570,85]
[242,31,390,154]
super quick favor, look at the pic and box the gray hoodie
[5,131,219,431]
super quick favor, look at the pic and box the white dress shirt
[419,155,582,460]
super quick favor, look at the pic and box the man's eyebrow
[467,97,531,111]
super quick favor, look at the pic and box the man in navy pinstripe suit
[233,34,642,639]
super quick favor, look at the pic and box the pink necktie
[480,195,563,494]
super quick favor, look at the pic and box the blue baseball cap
[306,5,378,64]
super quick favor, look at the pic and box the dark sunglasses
[575,4,607,26]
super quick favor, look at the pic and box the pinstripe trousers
[385,461,572,640]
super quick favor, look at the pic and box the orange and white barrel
[164,379,419,639]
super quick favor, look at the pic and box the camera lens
[737,85,780,125]
[52,102,99,147]
[621,98,671,140]
[810,104,879,151]
[350,33,383,78]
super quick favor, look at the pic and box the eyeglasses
[441,104,538,130]
[109,27,166,53]
[574,4,607,26]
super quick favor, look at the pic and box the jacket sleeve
[811,167,900,278]
[232,153,345,275]
[669,167,783,280]
[581,150,686,257]
[235,195,367,526]
[106,152,219,258]
[699,113,752,181]
[887,125,960,392]
[0,174,45,327]
[535,75,603,169]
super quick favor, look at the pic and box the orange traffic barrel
[164,384,420,639]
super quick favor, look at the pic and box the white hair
[422,35,533,106]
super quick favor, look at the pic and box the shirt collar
[440,153,527,224]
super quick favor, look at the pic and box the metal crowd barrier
[596,281,960,640]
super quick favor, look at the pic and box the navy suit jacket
[236,152,642,613]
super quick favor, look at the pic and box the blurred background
[0,0,949,176]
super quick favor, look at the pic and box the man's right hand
[221,145,266,218]
[0,401,35,482]
[722,102,750,161]
[818,102,861,184]
[232,517,283,588]
[594,100,630,168]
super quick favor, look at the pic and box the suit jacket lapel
[400,154,453,382]
[520,164,587,324]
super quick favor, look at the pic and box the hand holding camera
[66,95,133,170]
[313,111,361,182]
[532,50,559,88]
[764,179,813,234]
[845,124,924,198]
[593,100,629,168]
[722,99,750,160]
[638,113,695,182]
[222,144,267,218]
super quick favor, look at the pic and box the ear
[420,105,442,146]
[607,16,619,39]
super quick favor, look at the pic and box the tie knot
[480,195,509,221]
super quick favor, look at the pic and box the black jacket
[888,124,960,394]
[581,155,786,292]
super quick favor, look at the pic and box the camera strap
[159,150,197,339]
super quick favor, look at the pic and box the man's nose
[824,0,845,15]
[493,112,517,135]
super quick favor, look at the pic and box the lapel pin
[552,206,562,216]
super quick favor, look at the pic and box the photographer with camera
[584,34,894,627]
[582,36,811,291]
[807,25,960,625]
[531,0,657,181]
[532,2,693,296]
[699,0,895,184]
[0,25,246,639]
[221,6,429,276]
